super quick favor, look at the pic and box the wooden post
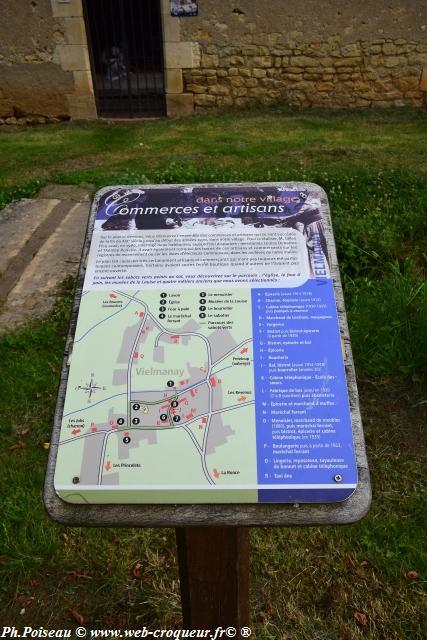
[176,527,250,631]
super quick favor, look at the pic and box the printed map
[55,288,258,503]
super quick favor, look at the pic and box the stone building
[0,0,426,123]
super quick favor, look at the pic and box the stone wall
[180,0,427,110]
[1,0,426,121]
[0,0,73,122]
[0,0,96,124]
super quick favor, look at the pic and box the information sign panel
[53,183,359,505]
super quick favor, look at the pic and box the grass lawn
[0,107,426,638]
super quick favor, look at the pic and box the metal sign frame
[44,182,371,527]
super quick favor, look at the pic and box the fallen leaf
[354,611,368,627]
[8,441,25,451]
[20,428,31,437]
[29,578,38,588]
[360,560,369,567]
[403,570,419,582]
[61,533,69,544]
[131,561,142,578]
[68,609,84,625]
[42,442,50,450]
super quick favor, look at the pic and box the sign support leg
[175,527,250,632]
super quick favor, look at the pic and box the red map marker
[212,468,220,479]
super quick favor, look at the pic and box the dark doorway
[83,0,166,118]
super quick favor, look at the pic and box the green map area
[54,289,259,503]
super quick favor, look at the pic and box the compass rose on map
[75,373,106,403]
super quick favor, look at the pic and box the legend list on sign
[251,283,357,503]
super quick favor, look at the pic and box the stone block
[165,42,200,70]
[57,44,90,71]
[216,95,233,107]
[341,44,361,57]
[335,57,361,67]
[241,45,260,56]
[194,94,216,106]
[64,17,87,45]
[267,33,282,45]
[282,73,303,81]
[352,81,372,92]
[208,84,230,96]
[252,56,272,68]
[420,68,427,91]
[367,44,383,54]
[319,57,334,67]
[163,15,180,43]
[383,56,405,68]
[230,77,244,87]
[166,93,194,117]
[67,94,97,119]
[228,68,239,76]
[239,68,251,77]
[286,66,305,74]
[229,56,245,66]
[245,78,258,88]
[289,56,318,67]
[165,69,183,94]
[51,0,83,18]
[382,42,397,55]
[260,78,275,88]
[186,84,207,94]
[201,54,219,68]
[73,69,94,96]
[414,53,427,65]
[217,70,228,77]
[272,48,292,56]
[253,68,267,78]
